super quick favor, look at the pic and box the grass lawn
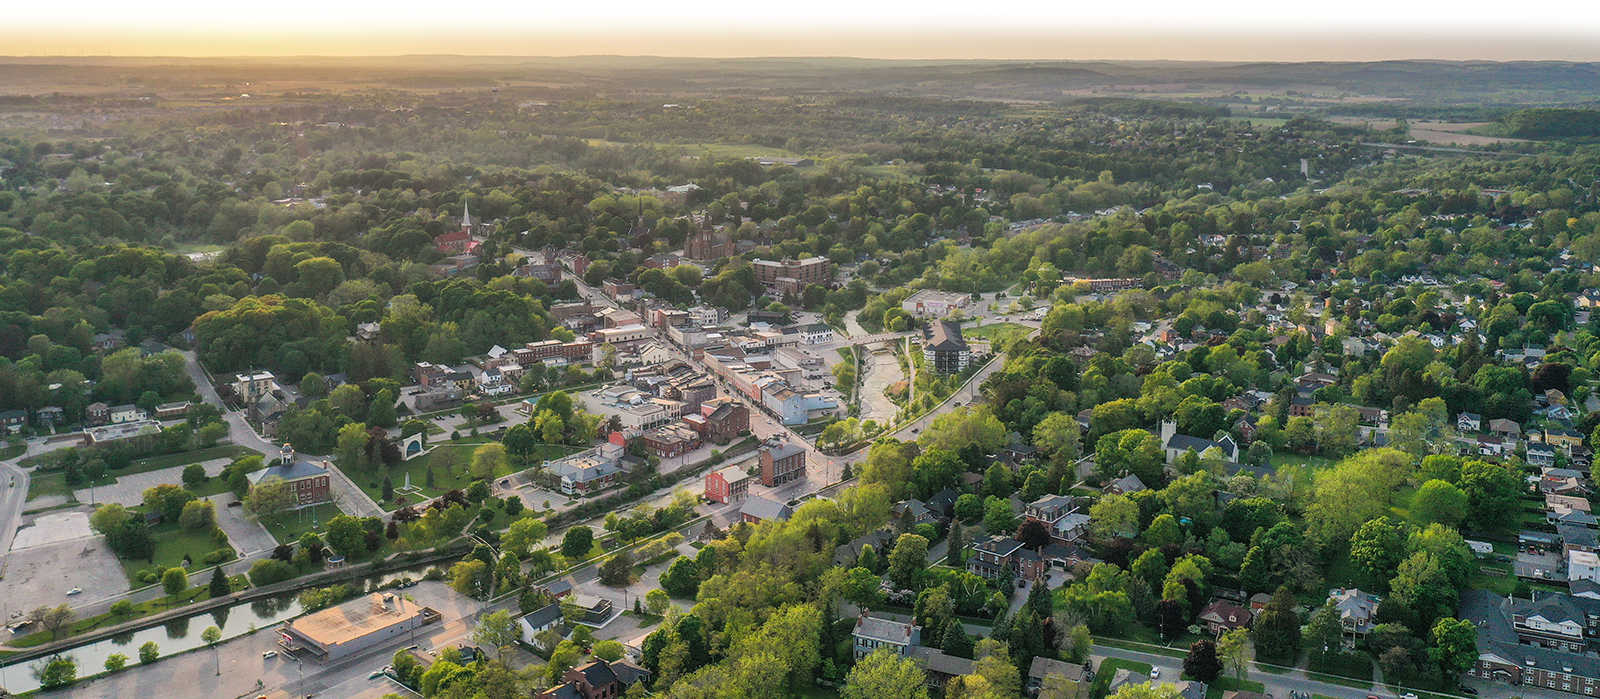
[340,442,581,508]
[622,610,665,628]
[123,520,237,584]
[962,322,1031,343]
[1323,546,1375,590]
[1307,651,1374,682]
[1204,677,1267,699]
[259,502,340,545]
[1270,454,1333,469]
[1094,658,1154,698]
[0,443,23,460]
[26,469,72,501]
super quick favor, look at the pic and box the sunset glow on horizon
[4,0,1600,61]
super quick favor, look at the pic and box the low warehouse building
[278,593,440,662]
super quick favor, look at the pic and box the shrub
[201,549,231,565]
[248,559,297,586]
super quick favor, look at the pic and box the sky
[5,0,1600,61]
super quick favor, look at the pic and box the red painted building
[704,465,752,504]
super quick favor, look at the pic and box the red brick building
[642,423,700,458]
[698,398,748,445]
[246,457,332,506]
[704,465,752,504]
[760,440,806,487]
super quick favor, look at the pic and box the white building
[902,289,972,318]
[1570,550,1600,583]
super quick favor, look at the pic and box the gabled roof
[519,603,563,631]
[740,495,792,522]
[573,659,618,687]
[854,613,917,644]
[926,320,968,352]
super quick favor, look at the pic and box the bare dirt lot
[11,510,94,550]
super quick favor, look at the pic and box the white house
[1457,412,1482,433]
[1570,550,1600,584]
[797,324,835,345]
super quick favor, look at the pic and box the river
[0,568,428,694]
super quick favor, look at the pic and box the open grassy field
[963,322,1031,343]
[1270,453,1333,470]
[259,501,339,545]
[26,469,71,501]
[122,520,236,584]
[340,442,583,507]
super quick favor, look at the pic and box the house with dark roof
[1458,412,1483,433]
[833,528,896,568]
[1198,599,1252,635]
[518,603,567,651]
[1461,588,1600,696]
[967,535,1047,582]
[1329,588,1381,643]
[740,495,793,524]
[1159,421,1237,465]
[893,499,937,527]
[908,646,975,689]
[853,613,920,660]
[536,658,650,699]
[1104,473,1148,496]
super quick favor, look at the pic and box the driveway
[1515,551,1563,580]
[208,493,278,557]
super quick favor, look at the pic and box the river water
[0,568,428,694]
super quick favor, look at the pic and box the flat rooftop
[285,593,431,648]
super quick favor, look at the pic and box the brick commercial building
[704,465,752,504]
[760,440,806,487]
[698,398,748,445]
[642,423,701,458]
[753,257,830,292]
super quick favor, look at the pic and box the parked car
[65,588,82,596]
[262,651,277,658]
[1149,668,1160,679]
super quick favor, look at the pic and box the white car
[1149,668,1161,679]
[262,651,277,658]
[65,588,82,596]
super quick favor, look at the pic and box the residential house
[1027,657,1088,698]
[536,658,650,699]
[154,402,191,419]
[518,604,566,651]
[35,406,64,429]
[1458,412,1483,433]
[704,465,752,504]
[893,499,937,527]
[1104,473,1148,496]
[1561,523,1599,554]
[1572,551,1600,584]
[1549,428,1586,455]
[1460,588,1600,696]
[853,613,920,660]
[833,528,896,568]
[1026,494,1091,544]
[1330,588,1381,642]
[908,647,975,690]
[1531,443,1559,468]
[967,535,1047,582]
[1159,421,1238,465]
[740,495,792,524]
[0,410,26,434]
[110,404,146,424]
[86,402,110,426]
[1490,419,1522,442]
[1198,599,1252,635]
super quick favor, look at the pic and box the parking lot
[0,534,129,618]
[1515,550,1564,580]
[11,510,95,550]
[208,493,279,556]
[72,457,234,507]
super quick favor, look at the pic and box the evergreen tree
[1027,577,1053,620]
[946,521,964,566]
[1252,587,1303,662]
[941,617,974,658]
[207,566,229,598]
[381,474,394,502]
